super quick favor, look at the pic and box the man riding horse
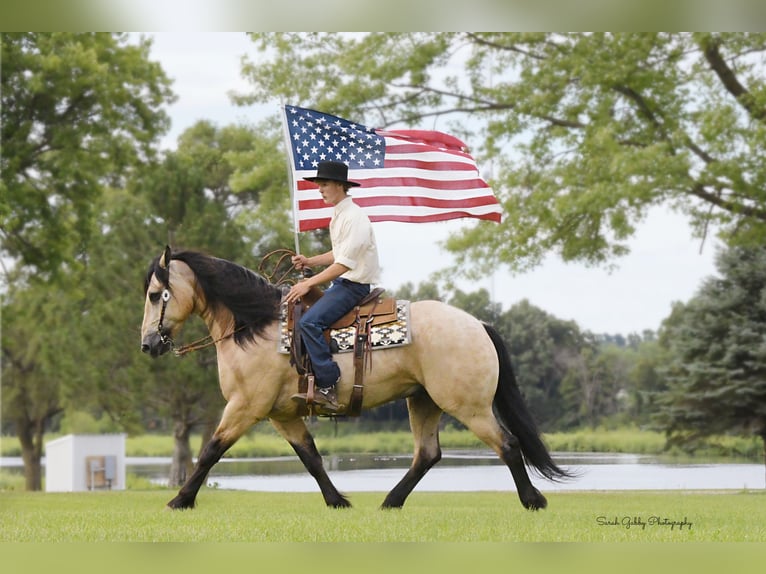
[284,161,381,413]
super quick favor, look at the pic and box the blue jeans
[298,278,371,387]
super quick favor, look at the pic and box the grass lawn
[3,489,765,574]
[1,488,764,543]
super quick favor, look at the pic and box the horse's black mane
[145,250,283,347]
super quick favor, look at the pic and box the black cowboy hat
[303,160,361,187]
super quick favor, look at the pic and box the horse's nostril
[141,344,150,354]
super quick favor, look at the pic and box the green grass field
[1,488,764,542]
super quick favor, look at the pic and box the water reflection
[3,452,761,491]
[125,451,764,492]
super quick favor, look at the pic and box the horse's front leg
[167,401,254,510]
[166,434,232,509]
[270,417,351,508]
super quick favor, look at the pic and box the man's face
[316,180,346,206]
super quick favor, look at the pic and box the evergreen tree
[657,245,766,472]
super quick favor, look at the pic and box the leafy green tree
[625,338,667,425]
[63,188,159,434]
[210,118,307,257]
[1,32,173,490]
[1,32,174,277]
[1,280,78,490]
[448,287,502,325]
[391,281,444,303]
[495,299,588,430]
[562,345,634,427]
[130,130,255,485]
[657,245,766,470]
[239,32,766,275]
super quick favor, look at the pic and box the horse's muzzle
[141,332,172,358]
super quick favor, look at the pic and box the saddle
[288,286,393,417]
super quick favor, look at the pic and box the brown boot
[291,385,342,413]
[312,386,340,411]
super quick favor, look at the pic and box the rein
[158,250,298,358]
[170,328,248,357]
[158,289,249,357]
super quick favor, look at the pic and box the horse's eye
[149,291,161,303]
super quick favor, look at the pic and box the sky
[142,32,721,336]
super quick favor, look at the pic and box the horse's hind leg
[499,428,547,510]
[463,413,547,510]
[271,417,351,508]
[381,390,443,509]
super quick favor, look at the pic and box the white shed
[45,434,126,492]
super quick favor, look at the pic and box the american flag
[282,104,502,231]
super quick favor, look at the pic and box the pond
[3,451,763,492]
[128,451,764,492]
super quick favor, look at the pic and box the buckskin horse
[140,246,569,510]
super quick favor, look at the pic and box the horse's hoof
[521,489,547,511]
[327,495,352,508]
[167,496,195,510]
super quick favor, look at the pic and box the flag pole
[279,102,301,256]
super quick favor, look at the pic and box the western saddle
[287,286,395,416]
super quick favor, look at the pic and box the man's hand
[285,280,312,304]
[291,254,310,270]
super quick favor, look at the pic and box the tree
[565,344,634,428]
[656,245,766,473]
[391,281,444,303]
[448,288,502,325]
[1,281,77,490]
[238,33,766,274]
[1,33,174,278]
[624,337,666,425]
[182,119,302,256]
[495,299,588,430]
[1,33,173,490]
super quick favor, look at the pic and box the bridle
[156,287,173,347]
[153,271,245,357]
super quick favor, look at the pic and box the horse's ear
[159,245,172,270]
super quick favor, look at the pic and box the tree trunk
[197,418,217,459]
[168,420,194,487]
[17,418,44,491]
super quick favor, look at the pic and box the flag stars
[286,107,385,170]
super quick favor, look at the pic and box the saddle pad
[278,300,411,354]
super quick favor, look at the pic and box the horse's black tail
[484,323,571,482]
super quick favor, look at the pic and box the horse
[140,246,570,511]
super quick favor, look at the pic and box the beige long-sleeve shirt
[330,196,381,284]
